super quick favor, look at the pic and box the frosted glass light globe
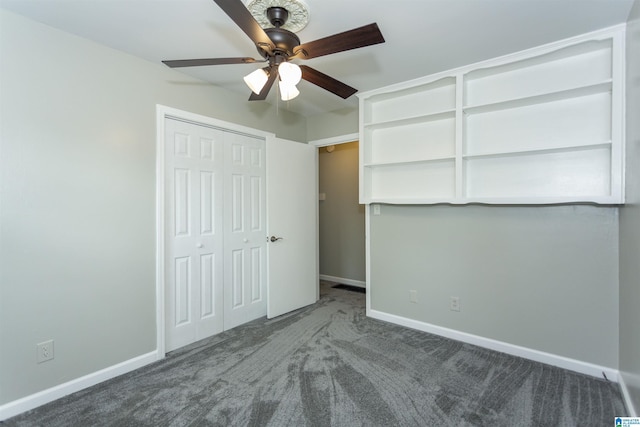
[279,80,300,101]
[278,62,302,85]
[243,68,269,94]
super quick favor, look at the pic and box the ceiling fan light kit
[243,68,269,94]
[279,80,300,101]
[278,61,302,85]
[163,0,385,102]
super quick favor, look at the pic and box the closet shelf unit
[358,26,625,205]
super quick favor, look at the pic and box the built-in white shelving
[358,27,625,205]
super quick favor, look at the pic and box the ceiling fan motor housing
[261,27,300,58]
[257,7,300,59]
[267,6,288,27]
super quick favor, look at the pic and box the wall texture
[306,107,358,141]
[369,204,620,369]
[0,10,306,405]
[318,142,365,283]
[620,0,640,414]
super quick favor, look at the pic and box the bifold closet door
[223,132,267,330]
[164,118,225,352]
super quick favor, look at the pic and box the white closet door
[223,132,267,329]
[165,118,224,352]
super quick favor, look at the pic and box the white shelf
[464,38,612,107]
[358,27,624,205]
[363,109,456,130]
[464,39,612,81]
[463,147,612,199]
[463,141,612,160]
[364,156,456,168]
[363,77,456,124]
[365,112,455,166]
[463,80,612,115]
[365,160,456,201]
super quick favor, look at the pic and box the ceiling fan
[162,0,385,101]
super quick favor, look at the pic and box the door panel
[200,253,215,317]
[175,256,190,325]
[251,247,262,301]
[165,118,224,352]
[267,138,318,318]
[223,133,267,329]
[174,169,190,236]
[200,172,215,234]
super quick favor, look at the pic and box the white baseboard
[0,351,159,421]
[619,372,639,416]
[320,274,365,288]
[369,309,619,382]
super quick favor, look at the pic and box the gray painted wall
[0,10,306,405]
[369,204,619,368]
[306,107,358,141]
[620,0,640,413]
[318,142,365,282]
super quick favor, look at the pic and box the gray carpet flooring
[3,282,628,426]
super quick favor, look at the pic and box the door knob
[243,238,249,243]
[270,236,283,242]
[196,243,203,248]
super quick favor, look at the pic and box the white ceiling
[0,0,634,117]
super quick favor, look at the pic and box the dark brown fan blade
[213,0,274,50]
[249,68,278,101]
[293,23,384,60]
[300,65,357,99]
[162,57,259,68]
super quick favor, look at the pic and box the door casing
[307,133,366,311]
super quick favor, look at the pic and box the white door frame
[307,133,369,313]
[155,105,275,359]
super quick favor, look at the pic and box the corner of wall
[618,0,640,416]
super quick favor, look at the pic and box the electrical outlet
[37,340,54,363]
[409,290,418,303]
[450,297,460,312]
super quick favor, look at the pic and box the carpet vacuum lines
[3,281,627,426]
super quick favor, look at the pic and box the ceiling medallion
[245,0,309,33]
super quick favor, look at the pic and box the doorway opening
[314,136,365,292]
